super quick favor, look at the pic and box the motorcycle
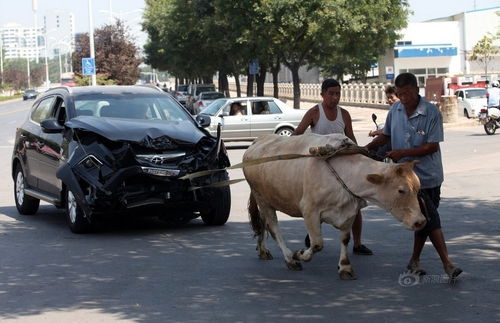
[370,113,393,163]
[478,106,500,135]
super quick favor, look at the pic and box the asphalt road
[0,98,499,322]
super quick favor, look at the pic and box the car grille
[136,152,187,166]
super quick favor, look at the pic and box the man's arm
[292,107,316,135]
[341,109,357,144]
[365,133,390,151]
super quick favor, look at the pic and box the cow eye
[398,189,405,194]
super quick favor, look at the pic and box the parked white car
[198,97,306,141]
[455,88,487,118]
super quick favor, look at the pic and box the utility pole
[33,0,39,64]
[88,0,97,86]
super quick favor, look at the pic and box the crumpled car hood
[65,116,206,146]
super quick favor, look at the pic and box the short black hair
[321,78,340,93]
[395,73,418,88]
[385,85,397,95]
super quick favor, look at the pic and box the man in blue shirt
[487,81,500,107]
[366,73,462,280]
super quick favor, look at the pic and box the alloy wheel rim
[279,129,293,136]
[15,172,25,205]
[67,191,77,223]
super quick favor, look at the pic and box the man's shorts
[416,186,442,237]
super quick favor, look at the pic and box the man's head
[385,85,399,106]
[320,78,341,108]
[395,73,420,110]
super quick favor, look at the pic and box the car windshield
[465,89,486,99]
[200,98,228,115]
[177,85,188,91]
[73,93,191,121]
[195,86,215,95]
[201,92,225,100]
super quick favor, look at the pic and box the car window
[201,92,224,100]
[456,91,464,99]
[31,97,56,123]
[224,101,247,116]
[200,99,227,115]
[195,86,215,95]
[267,101,282,114]
[251,101,274,115]
[465,89,486,99]
[74,94,190,121]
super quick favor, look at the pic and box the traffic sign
[249,59,259,75]
[82,58,96,75]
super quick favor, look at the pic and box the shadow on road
[0,197,499,322]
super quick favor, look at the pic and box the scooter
[478,106,500,135]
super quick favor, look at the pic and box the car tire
[14,165,40,215]
[484,120,496,135]
[464,109,470,119]
[276,127,294,137]
[66,189,91,233]
[201,185,231,225]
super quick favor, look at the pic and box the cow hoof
[286,260,303,271]
[292,249,304,261]
[339,271,357,280]
[258,250,273,260]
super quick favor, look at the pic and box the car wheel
[14,165,40,215]
[201,185,231,225]
[484,120,496,135]
[276,127,294,137]
[463,109,470,119]
[66,189,91,233]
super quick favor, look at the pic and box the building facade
[379,6,500,86]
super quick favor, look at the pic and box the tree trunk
[290,63,301,109]
[256,64,267,96]
[271,58,280,98]
[247,72,254,97]
[235,74,241,97]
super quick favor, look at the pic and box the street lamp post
[88,0,97,86]
[0,39,4,87]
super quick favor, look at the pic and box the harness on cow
[181,138,382,193]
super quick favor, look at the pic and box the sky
[0,0,499,48]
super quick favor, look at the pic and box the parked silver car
[197,97,306,141]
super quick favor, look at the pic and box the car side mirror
[196,113,211,127]
[41,119,64,133]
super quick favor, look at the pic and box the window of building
[437,67,449,74]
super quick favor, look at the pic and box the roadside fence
[229,82,390,109]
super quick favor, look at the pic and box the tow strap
[184,140,377,192]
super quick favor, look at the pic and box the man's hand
[386,149,407,161]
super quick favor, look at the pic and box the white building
[379,6,500,86]
[0,23,44,59]
[0,10,75,61]
[43,10,75,58]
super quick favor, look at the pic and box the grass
[0,93,23,102]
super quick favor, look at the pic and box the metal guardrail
[228,82,390,109]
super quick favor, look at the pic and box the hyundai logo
[151,156,165,165]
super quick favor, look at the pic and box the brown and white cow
[243,133,426,280]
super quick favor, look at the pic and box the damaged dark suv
[12,86,231,233]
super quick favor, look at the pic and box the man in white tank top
[293,79,373,255]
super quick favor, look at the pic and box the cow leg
[292,214,323,263]
[338,229,356,280]
[260,206,302,271]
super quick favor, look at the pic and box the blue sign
[394,46,457,58]
[386,73,394,80]
[249,59,259,75]
[82,58,96,75]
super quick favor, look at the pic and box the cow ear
[367,174,384,185]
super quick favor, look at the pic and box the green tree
[469,35,499,79]
[72,20,142,85]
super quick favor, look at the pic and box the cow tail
[248,191,265,238]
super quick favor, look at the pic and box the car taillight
[198,101,204,107]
